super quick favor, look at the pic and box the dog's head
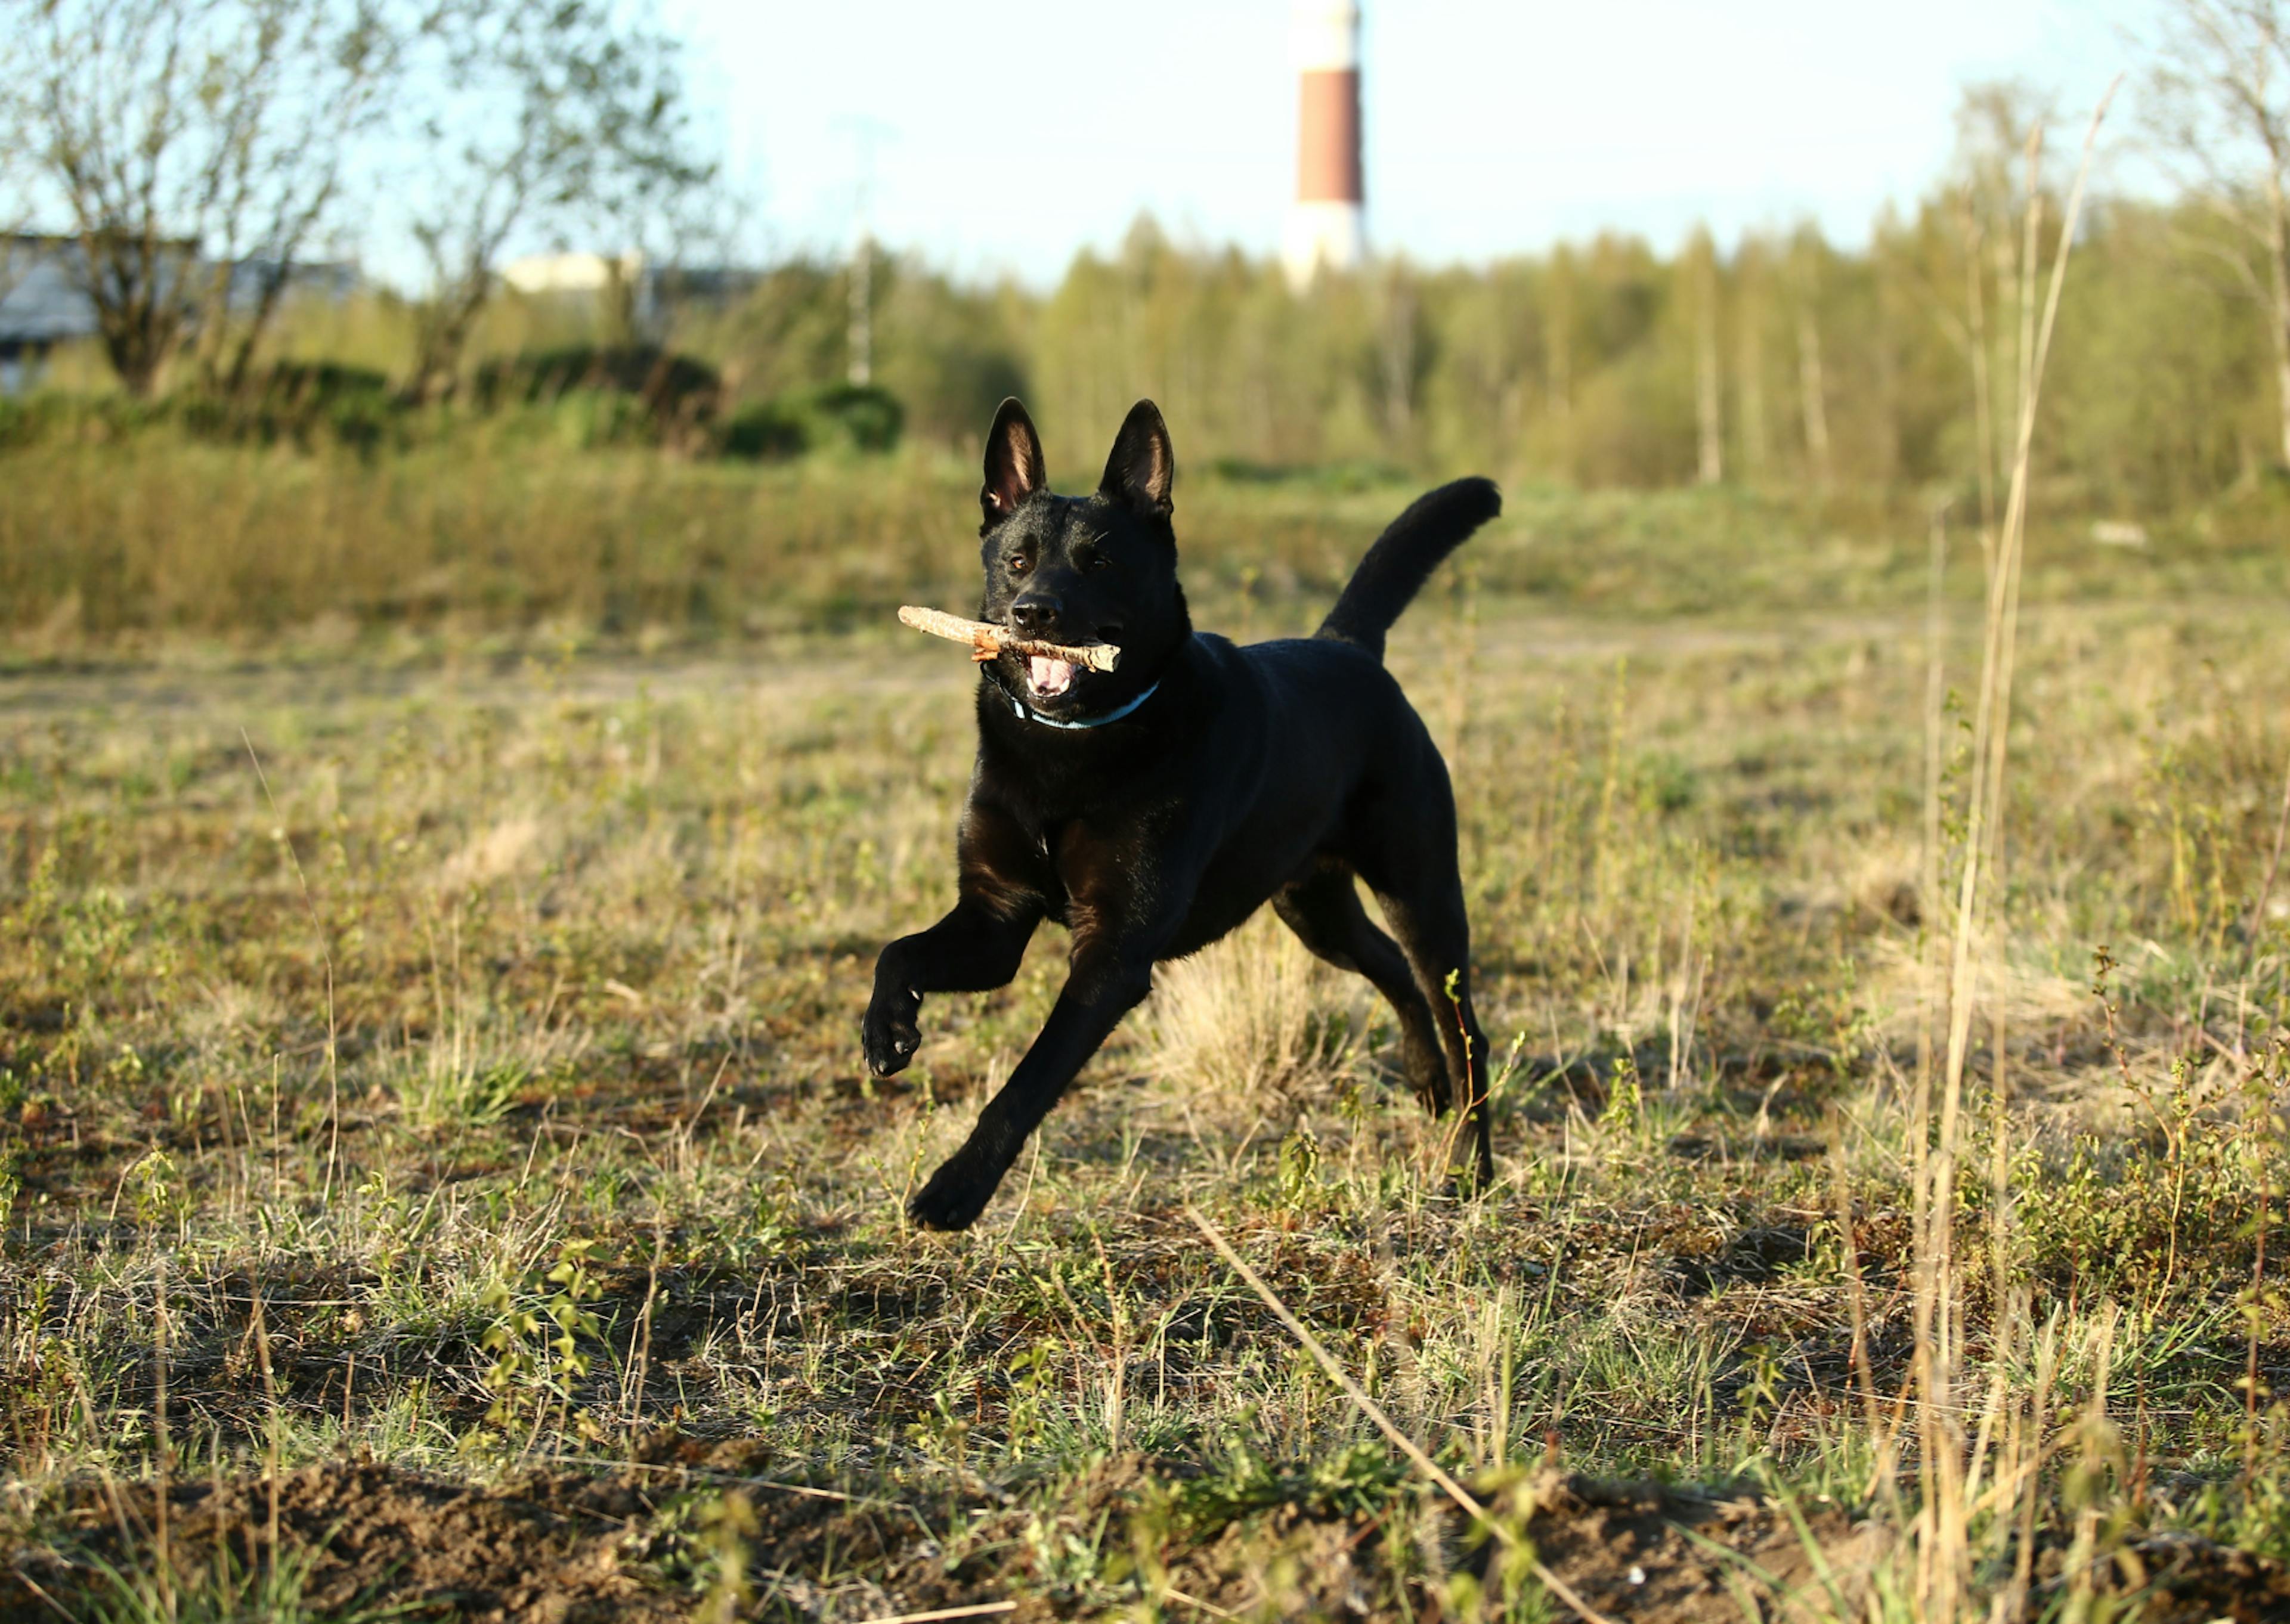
[974,397,1189,722]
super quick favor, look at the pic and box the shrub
[467,344,722,433]
[717,382,905,461]
[179,360,397,451]
[0,393,63,450]
[803,382,904,451]
[718,397,812,461]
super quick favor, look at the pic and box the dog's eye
[1081,551,1110,572]
[1008,554,1030,575]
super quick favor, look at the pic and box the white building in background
[500,250,647,296]
[499,250,763,340]
[1282,0,1366,289]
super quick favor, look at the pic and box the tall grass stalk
[1911,505,1946,1436]
[153,1259,174,1624]
[252,1293,281,1564]
[1913,79,2116,1623]
[1958,202,1998,550]
[243,732,341,1203]
[2249,754,2290,951]
[1184,1207,1619,1624]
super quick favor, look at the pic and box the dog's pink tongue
[1029,655,1075,697]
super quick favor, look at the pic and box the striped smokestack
[1283,1,1364,289]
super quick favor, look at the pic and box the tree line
[698,181,2257,518]
[0,0,706,401]
[10,0,2290,520]
[676,1,2290,516]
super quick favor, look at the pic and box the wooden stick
[897,605,1120,672]
[850,1605,1016,1624]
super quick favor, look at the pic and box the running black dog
[865,398,1502,1230]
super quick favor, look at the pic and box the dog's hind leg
[1376,882,1494,1187]
[1350,779,1496,1188]
[1273,863,1449,1116]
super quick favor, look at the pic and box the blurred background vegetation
[4,5,2290,648]
[11,152,2285,506]
[13,169,2290,650]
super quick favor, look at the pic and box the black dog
[865,398,1502,1230]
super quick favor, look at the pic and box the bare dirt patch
[1526,1474,1883,1623]
[7,1460,686,1622]
[1138,1467,1887,1622]
[12,1456,2290,1621]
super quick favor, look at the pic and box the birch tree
[398,0,710,402]
[0,24,33,310]
[11,0,402,396]
[2146,0,2290,464]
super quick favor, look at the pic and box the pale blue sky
[671,0,2150,283]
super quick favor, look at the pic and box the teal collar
[1008,678,1161,730]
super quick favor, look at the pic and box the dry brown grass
[1138,916,1372,1104]
[2,443,2289,1617]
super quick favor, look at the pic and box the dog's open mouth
[1028,655,1076,699]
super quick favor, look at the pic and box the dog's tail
[1315,478,1502,660]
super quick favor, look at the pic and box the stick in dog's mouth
[896,606,1122,674]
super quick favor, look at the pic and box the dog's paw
[862,986,922,1077]
[907,1154,999,1232]
[1400,1037,1449,1118]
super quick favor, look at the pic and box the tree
[0,23,33,309]
[1734,234,1772,480]
[1951,83,2059,519]
[2144,0,2290,465]
[1790,228,1833,486]
[10,0,403,397]
[1684,226,1723,484]
[397,0,710,402]
[1371,260,1428,451]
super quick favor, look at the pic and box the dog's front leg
[865,892,1041,1077]
[867,799,1050,1077]
[906,929,1157,1231]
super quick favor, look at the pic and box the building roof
[0,238,103,344]
[0,234,361,348]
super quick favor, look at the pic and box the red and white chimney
[1283,1,1365,288]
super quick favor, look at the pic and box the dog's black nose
[1009,593,1062,634]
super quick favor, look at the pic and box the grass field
[4,448,2290,1620]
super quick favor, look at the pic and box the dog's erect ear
[980,398,1047,529]
[1098,399,1174,519]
